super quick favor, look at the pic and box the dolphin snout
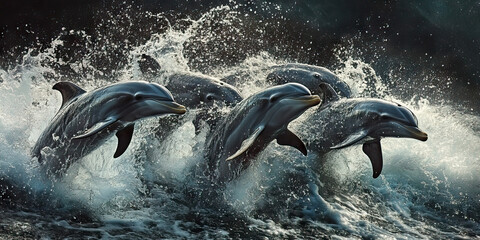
[387,121,428,142]
[408,127,428,141]
[158,101,187,114]
[288,95,321,107]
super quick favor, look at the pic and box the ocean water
[1,3,479,239]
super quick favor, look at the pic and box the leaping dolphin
[164,73,243,131]
[136,54,242,107]
[303,84,428,178]
[32,81,186,177]
[205,83,321,183]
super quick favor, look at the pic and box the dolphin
[135,53,243,129]
[303,84,428,178]
[164,73,244,132]
[137,54,243,110]
[164,73,243,108]
[266,63,352,98]
[32,81,186,177]
[204,83,321,183]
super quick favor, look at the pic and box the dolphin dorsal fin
[226,125,264,161]
[53,82,86,109]
[276,129,307,156]
[318,83,339,106]
[362,140,383,178]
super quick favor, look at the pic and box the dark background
[1,0,479,111]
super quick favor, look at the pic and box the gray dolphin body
[205,83,321,183]
[164,73,243,108]
[303,85,428,178]
[32,81,186,177]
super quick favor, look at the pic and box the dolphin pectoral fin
[362,140,383,178]
[330,130,368,149]
[114,124,135,158]
[52,82,86,109]
[72,117,118,140]
[276,130,307,156]
[226,126,264,161]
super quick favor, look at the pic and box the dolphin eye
[206,94,215,101]
[270,96,278,102]
[380,115,390,120]
[135,95,144,101]
[313,73,320,79]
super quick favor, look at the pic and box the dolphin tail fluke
[362,140,383,178]
[114,124,135,158]
[276,129,307,156]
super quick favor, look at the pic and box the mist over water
[1,2,479,239]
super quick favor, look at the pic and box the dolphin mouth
[156,100,187,114]
[397,123,428,141]
[378,121,428,141]
[287,95,321,107]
